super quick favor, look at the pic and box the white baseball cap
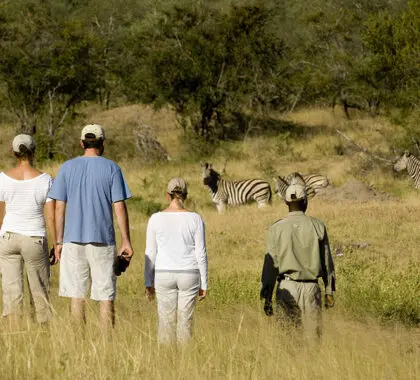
[285,183,307,202]
[12,134,35,153]
[80,124,105,140]
[167,177,188,195]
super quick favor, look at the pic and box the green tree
[119,1,287,140]
[361,0,419,110]
[278,0,408,116]
[0,0,106,159]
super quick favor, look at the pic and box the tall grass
[0,106,419,379]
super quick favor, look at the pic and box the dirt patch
[316,180,395,202]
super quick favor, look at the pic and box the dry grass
[0,309,418,380]
[0,106,419,379]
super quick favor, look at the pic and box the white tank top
[0,172,53,237]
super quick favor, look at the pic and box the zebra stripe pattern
[287,173,330,191]
[274,172,316,200]
[394,151,420,188]
[201,163,272,212]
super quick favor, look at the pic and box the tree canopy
[0,0,417,157]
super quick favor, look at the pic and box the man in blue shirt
[49,124,133,328]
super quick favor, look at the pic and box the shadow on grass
[225,112,327,140]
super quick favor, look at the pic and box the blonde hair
[168,191,186,208]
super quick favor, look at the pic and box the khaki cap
[12,134,35,153]
[167,177,188,195]
[81,124,105,140]
[285,183,307,202]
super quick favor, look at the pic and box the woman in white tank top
[145,178,208,344]
[0,134,56,324]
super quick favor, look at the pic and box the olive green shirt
[267,211,335,295]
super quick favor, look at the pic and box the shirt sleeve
[260,252,279,301]
[144,215,157,287]
[0,174,4,202]
[44,175,54,203]
[320,227,336,295]
[48,167,67,201]
[111,168,131,203]
[194,215,208,290]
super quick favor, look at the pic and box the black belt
[283,277,318,283]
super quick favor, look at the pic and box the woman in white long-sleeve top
[145,178,208,344]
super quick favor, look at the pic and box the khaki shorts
[59,243,117,301]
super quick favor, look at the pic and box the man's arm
[44,200,57,254]
[113,200,133,257]
[55,200,66,260]
[321,228,336,307]
[260,253,279,300]
[260,253,279,316]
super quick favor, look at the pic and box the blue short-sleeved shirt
[48,156,131,245]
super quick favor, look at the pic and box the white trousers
[155,271,200,344]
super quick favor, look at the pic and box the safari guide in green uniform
[260,182,335,339]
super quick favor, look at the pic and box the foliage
[119,0,287,141]
[0,0,418,157]
[361,1,420,110]
[0,0,107,159]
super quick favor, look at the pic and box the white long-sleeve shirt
[144,211,208,290]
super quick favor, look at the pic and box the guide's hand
[325,294,335,308]
[264,300,273,316]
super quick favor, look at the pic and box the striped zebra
[394,151,420,188]
[273,172,316,200]
[285,172,330,192]
[201,162,272,212]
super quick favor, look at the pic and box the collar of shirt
[287,211,305,216]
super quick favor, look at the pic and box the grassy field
[0,106,419,379]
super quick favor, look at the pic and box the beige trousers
[276,279,322,339]
[155,271,200,344]
[0,232,51,323]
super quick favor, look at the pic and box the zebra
[273,172,316,200]
[285,172,331,192]
[394,151,420,188]
[200,162,272,212]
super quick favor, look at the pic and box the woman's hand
[145,287,155,301]
[198,289,206,301]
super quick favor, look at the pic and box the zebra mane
[286,172,306,186]
[275,172,316,200]
[273,175,289,198]
[202,165,221,194]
